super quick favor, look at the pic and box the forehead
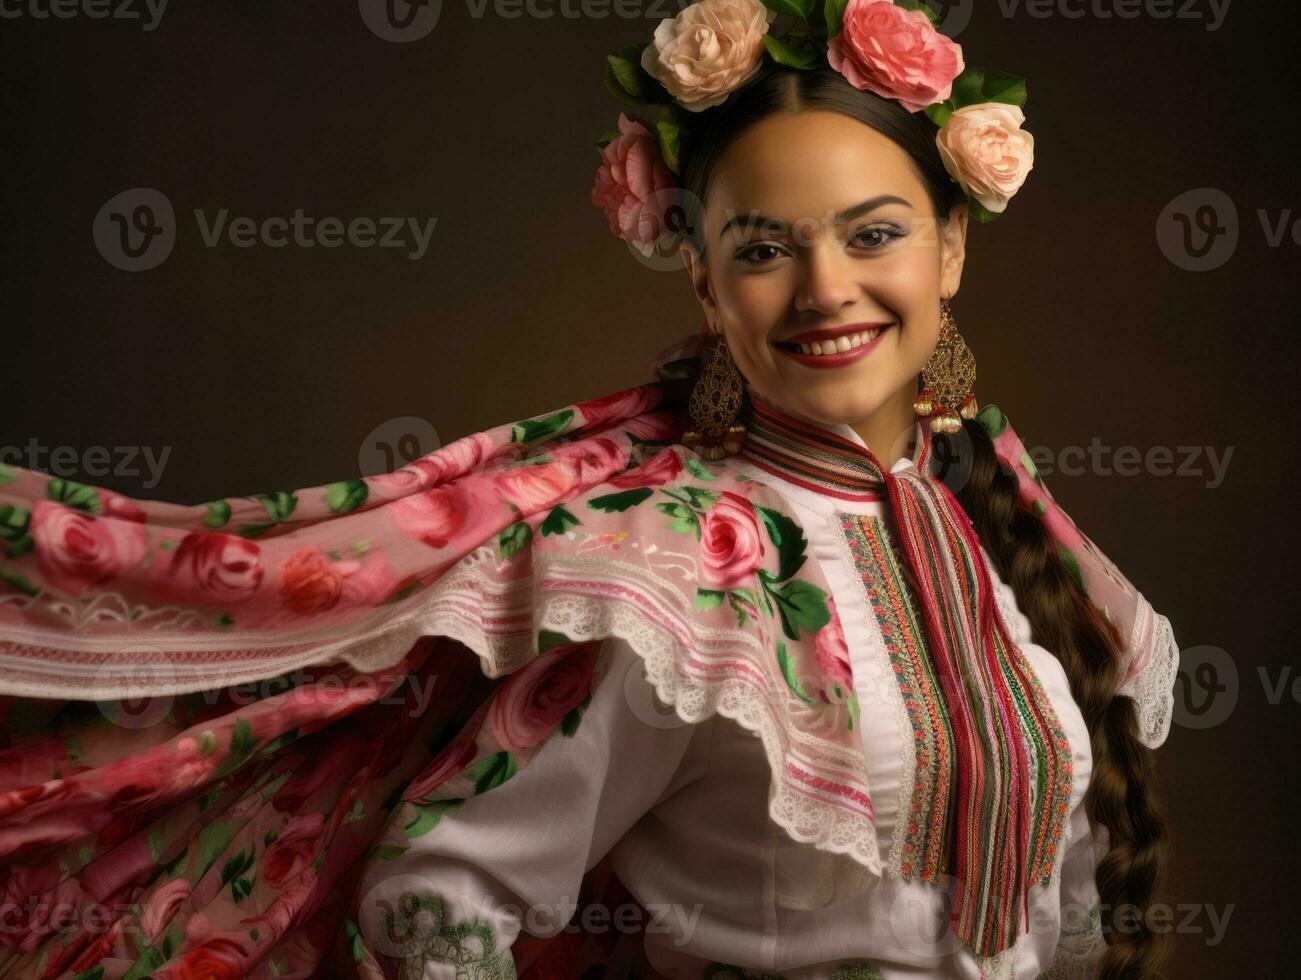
[706,110,926,219]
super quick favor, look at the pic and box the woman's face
[681,109,968,455]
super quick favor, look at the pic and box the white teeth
[796,328,882,356]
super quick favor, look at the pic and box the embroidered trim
[1035,898,1105,980]
[382,891,518,980]
[838,513,951,885]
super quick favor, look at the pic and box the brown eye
[852,224,906,249]
[736,243,785,264]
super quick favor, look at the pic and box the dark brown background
[3,1,1295,975]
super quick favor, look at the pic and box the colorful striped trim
[739,397,925,501]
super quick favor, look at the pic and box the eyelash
[735,224,907,265]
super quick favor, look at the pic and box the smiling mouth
[775,326,887,357]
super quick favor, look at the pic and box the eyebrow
[717,194,914,242]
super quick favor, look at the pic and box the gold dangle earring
[914,298,978,434]
[682,327,748,460]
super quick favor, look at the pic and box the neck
[848,381,922,469]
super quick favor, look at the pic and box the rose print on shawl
[813,602,861,730]
[29,490,148,594]
[490,642,601,752]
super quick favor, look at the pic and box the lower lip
[775,327,892,370]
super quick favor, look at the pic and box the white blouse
[381,417,1148,980]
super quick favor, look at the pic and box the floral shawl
[0,326,1176,978]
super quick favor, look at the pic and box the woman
[0,2,1178,978]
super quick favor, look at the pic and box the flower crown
[590,0,1035,258]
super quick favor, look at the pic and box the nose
[793,241,859,316]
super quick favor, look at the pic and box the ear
[680,242,721,334]
[938,201,969,300]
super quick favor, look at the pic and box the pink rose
[590,113,678,258]
[698,491,764,591]
[276,549,396,615]
[489,644,600,753]
[402,730,479,802]
[550,437,629,489]
[369,432,498,501]
[390,482,480,550]
[262,811,326,888]
[167,532,263,604]
[935,103,1034,214]
[828,0,964,113]
[814,611,854,689]
[640,0,775,112]
[141,877,191,941]
[576,388,658,429]
[608,448,684,490]
[30,499,148,595]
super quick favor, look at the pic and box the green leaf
[403,799,462,838]
[976,403,1007,438]
[656,357,699,381]
[47,479,101,515]
[497,521,532,561]
[683,487,721,511]
[761,33,819,70]
[755,506,808,582]
[324,480,368,515]
[1056,544,1087,596]
[538,629,577,653]
[255,492,297,523]
[512,409,574,445]
[845,691,860,731]
[372,843,409,863]
[595,129,620,149]
[654,501,701,537]
[981,69,1028,108]
[540,504,581,536]
[193,820,236,877]
[695,588,726,611]
[587,488,653,513]
[559,694,591,736]
[655,113,682,174]
[766,578,832,641]
[0,567,38,596]
[776,641,816,704]
[469,751,517,795]
[684,458,718,481]
[823,0,849,36]
[203,500,231,529]
[967,198,1001,224]
[924,102,954,128]
[761,0,813,18]
[606,43,657,103]
[0,463,14,486]
[229,718,255,758]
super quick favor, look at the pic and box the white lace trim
[527,556,884,880]
[1118,604,1178,750]
[1035,900,1105,979]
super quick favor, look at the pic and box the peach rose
[828,0,964,113]
[167,532,263,604]
[590,113,677,258]
[489,644,599,753]
[641,0,775,112]
[30,499,148,595]
[698,491,764,591]
[172,936,247,980]
[935,102,1034,214]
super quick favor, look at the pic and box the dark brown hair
[676,63,1172,979]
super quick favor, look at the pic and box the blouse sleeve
[1036,806,1107,979]
[366,635,702,980]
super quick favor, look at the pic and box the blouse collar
[735,387,929,504]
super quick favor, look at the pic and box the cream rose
[936,103,1035,214]
[640,0,776,112]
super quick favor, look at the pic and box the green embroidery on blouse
[830,964,885,980]
[382,892,517,980]
[702,964,786,980]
